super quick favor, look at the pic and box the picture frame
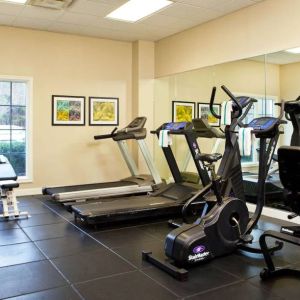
[197,102,221,127]
[172,101,196,122]
[89,97,119,126]
[52,95,85,126]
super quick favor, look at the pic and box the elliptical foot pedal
[142,251,188,281]
[238,240,283,255]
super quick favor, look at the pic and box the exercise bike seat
[197,153,222,164]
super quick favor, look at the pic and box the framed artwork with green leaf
[172,101,195,122]
[52,95,85,126]
[89,97,119,126]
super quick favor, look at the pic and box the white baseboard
[247,203,300,225]
[15,188,42,196]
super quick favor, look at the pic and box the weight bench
[0,155,28,219]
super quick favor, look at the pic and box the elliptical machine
[143,86,285,281]
[169,86,257,227]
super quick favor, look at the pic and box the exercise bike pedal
[240,234,253,243]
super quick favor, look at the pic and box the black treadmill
[71,121,212,225]
[243,97,300,204]
[43,117,162,203]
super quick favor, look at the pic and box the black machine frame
[143,86,285,281]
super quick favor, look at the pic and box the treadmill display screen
[164,122,187,131]
[248,117,277,130]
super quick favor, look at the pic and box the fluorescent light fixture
[285,47,300,54]
[3,0,27,3]
[106,0,173,23]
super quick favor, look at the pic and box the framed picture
[52,95,85,126]
[172,101,195,122]
[198,103,221,127]
[89,97,119,126]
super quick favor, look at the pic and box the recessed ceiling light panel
[106,0,173,23]
[285,47,300,54]
[3,0,27,4]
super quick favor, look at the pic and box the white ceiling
[0,0,264,42]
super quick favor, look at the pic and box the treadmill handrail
[94,127,118,140]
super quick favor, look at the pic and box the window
[236,93,277,165]
[0,78,32,180]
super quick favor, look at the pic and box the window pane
[0,106,11,127]
[0,82,10,105]
[12,82,26,106]
[11,142,26,154]
[265,99,273,116]
[0,140,10,154]
[11,129,25,142]
[0,130,10,142]
[10,153,26,176]
[12,106,26,129]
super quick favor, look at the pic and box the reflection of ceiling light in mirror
[106,0,173,23]
[3,0,27,3]
[285,47,300,54]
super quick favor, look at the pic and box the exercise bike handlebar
[209,87,221,119]
[221,85,243,119]
[94,127,118,140]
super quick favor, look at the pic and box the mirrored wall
[153,49,299,210]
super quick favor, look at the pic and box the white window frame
[234,92,278,168]
[0,75,33,183]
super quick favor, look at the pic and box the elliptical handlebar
[237,98,257,127]
[221,85,243,118]
[285,112,291,121]
[275,102,285,121]
[209,87,221,119]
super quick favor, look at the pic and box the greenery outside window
[0,78,32,180]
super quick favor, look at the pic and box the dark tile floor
[0,195,299,299]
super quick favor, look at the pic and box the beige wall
[155,0,300,78]
[132,41,155,173]
[0,26,133,189]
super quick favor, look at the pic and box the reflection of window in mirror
[235,93,277,166]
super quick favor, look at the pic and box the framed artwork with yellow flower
[172,101,195,123]
[89,97,119,126]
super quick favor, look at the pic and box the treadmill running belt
[72,195,179,217]
[44,180,136,195]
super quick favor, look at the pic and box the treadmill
[243,97,300,203]
[71,121,212,225]
[43,117,162,203]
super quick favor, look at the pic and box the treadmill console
[113,117,147,141]
[162,122,193,133]
[248,117,280,137]
[232,96,257,110]
[285,100,300,114]
[119,117,147,133]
